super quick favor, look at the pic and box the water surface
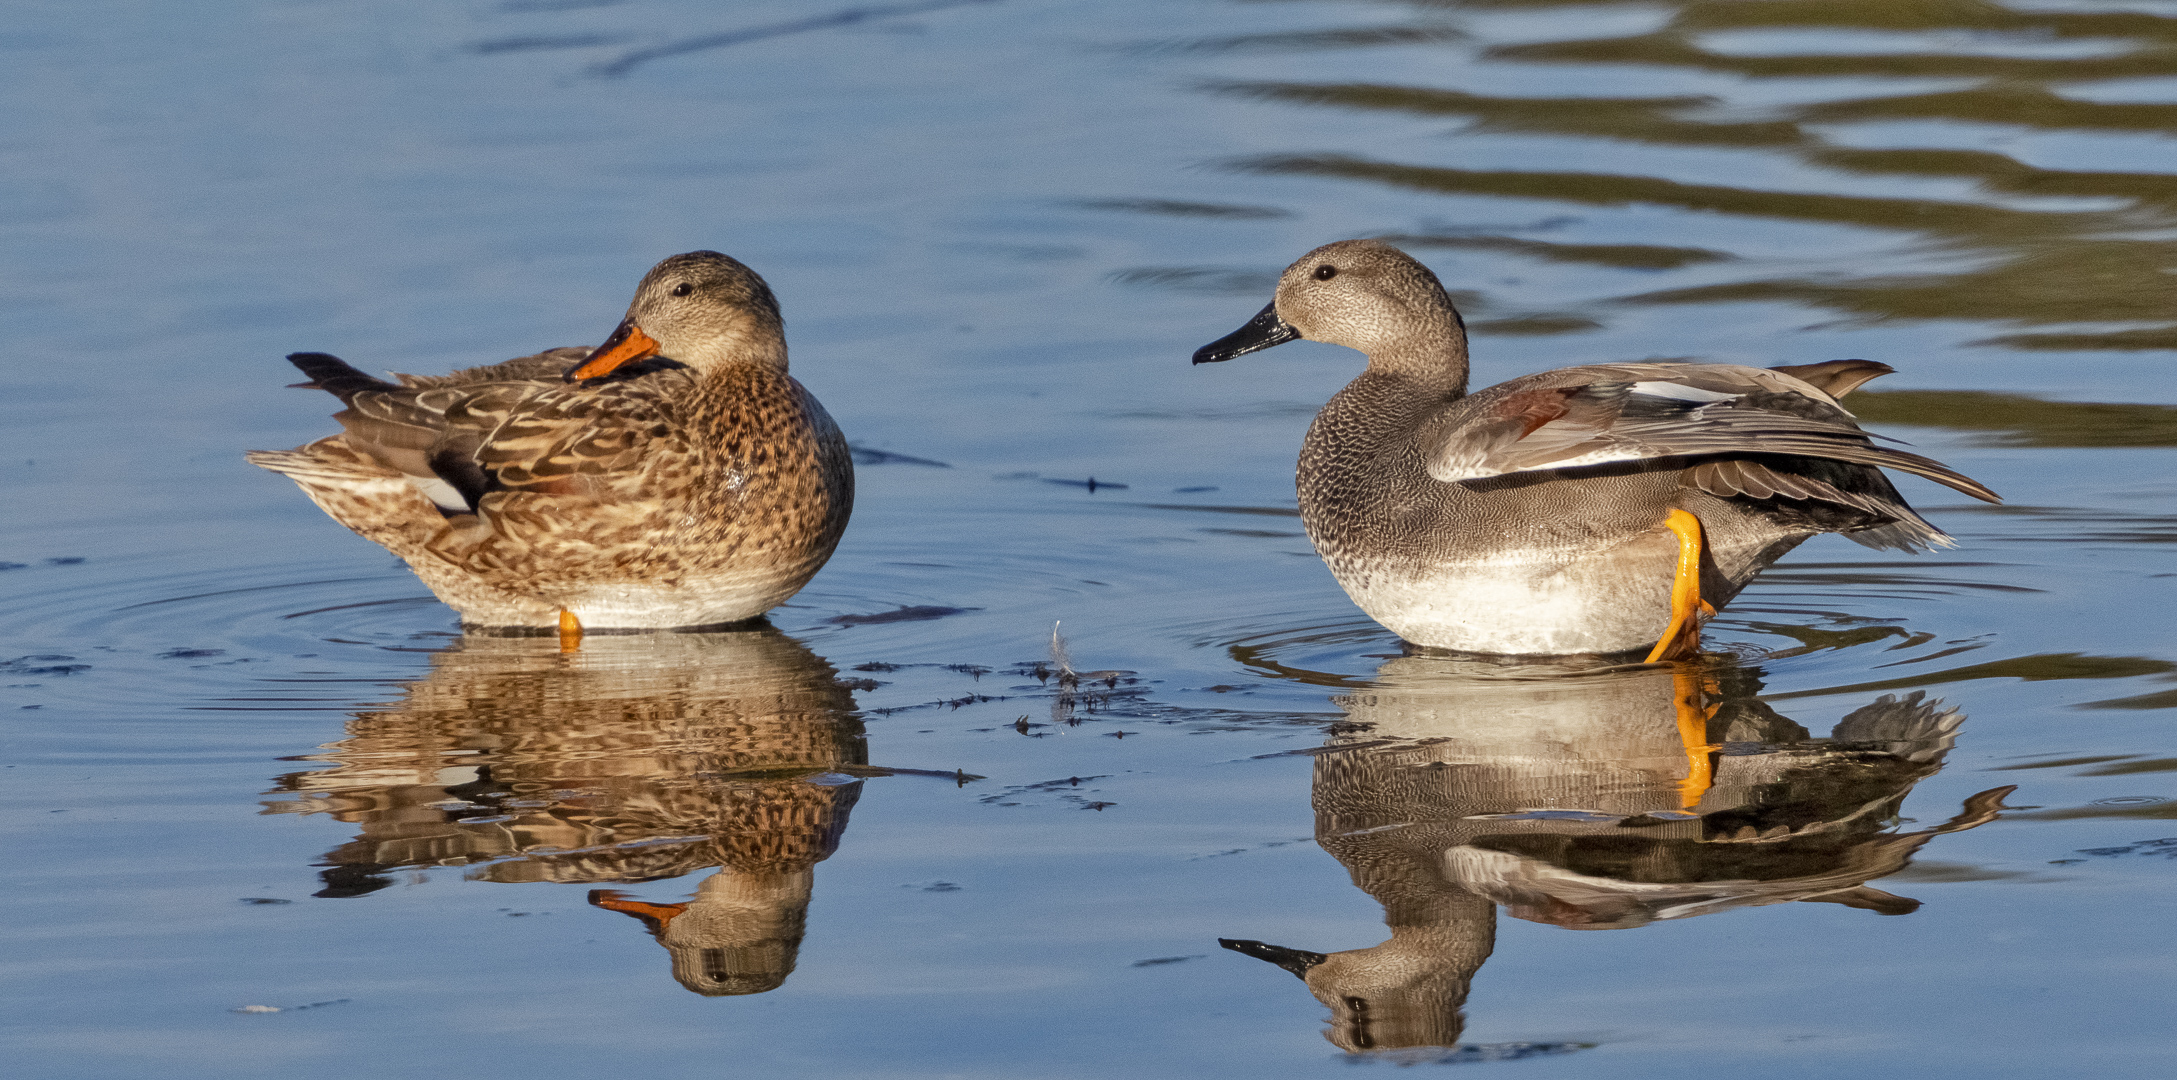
[4,1,2176,1076]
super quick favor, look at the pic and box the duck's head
[1221,934,1478,1053]
[568,250,786,381]
[1193,239,1467,374]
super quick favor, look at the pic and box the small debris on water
[1043,477,1128,492]
[1131,955,1204,967]
[848,445,951,468]
[231,998,349,1015]
[2074,837,2177,859]
[830,606,981,626]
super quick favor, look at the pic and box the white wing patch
[404,474,469,512]
[1444,447,1654,484]
[1629,380,1741,404]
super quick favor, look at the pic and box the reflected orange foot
[1644,509,1710,664]
[1671,666,1723,810]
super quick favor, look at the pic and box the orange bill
[588,890,689,936]
[567,317,662,381]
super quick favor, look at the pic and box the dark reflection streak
[1804,85,2177,134]
[2077,687,2177,711]
[1848,392,2177,448]
[189,707,363,712]
[1384,233,1733,270]
[1209,81,1804,147]
[1657,0,2177,38]
[1107,267,1280,294]
[1974,326,2177,351]
[1131,26,1467,55]
[282,596,439,619]
[1487,35,2177,82]
[2006,802,2177,820]
[1066,198,1293,219]
[1205,12,2177,341]
[1127,502,1303,517]
[1228,155,2081,238]
[1763,652,2177,701]
[589,0,999,79]
[1807,146,2177,206]
[113,576,402,610]
[466,34,627,55]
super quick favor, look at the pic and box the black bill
[1192,301,1299,364]
[1219,937,1328,979]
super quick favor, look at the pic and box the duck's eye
[670,282,694,297]
[1313,264,1338,281]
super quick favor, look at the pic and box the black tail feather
[285,352,398,404]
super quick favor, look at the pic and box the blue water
[5,1,2176,1076]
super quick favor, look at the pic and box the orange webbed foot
[1644,509,1709,664]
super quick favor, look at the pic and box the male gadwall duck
[249,251,853,643]
[1218,655,2009,1053]
[1194,239,1999,659]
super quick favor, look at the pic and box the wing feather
[1427,364,2000,505]
[296,350,701,514]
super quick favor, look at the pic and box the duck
[265,627,869,994]
[248,251,853,643]
[1218,653,2011,1054]
[1193,239,2000,659]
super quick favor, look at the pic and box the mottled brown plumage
[248,252,853,630]
[1194,239,2001,655]
[264,628,869,995]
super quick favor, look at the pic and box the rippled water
[5,1,2176,1076]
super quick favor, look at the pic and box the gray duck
[1194,239,2000,659]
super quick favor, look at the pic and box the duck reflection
[262,627,866,996]
[1221,655,2011,1054]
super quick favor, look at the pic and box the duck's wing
[393,347,593,389]
[463,366,698,503]
[277,351,696,514]
[1423,361,2001,505]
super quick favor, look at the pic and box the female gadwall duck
[249,251,853,642]
[1194,239,1999,659]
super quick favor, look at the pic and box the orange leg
[558,609,584,653]
[1671,666,1722,810]
[1644,509,1711,664]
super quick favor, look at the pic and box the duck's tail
[283,352,400,404]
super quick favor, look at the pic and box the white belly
[1331,539,1678,656]
[561,567,811,630]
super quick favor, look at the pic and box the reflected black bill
[1192,301,1299,364]
[1219,937,1327,979]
